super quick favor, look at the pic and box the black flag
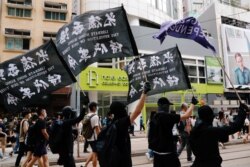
[125,46,191,103]
[0,40,76,111]
[56,6,138,76]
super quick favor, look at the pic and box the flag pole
[213,53,242,103]
[138,54,148,82]
[190,86,195,97]
[75,78,88,158]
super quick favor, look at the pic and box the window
[8,0,32,5]
[139,19,160,29]
[44,2,67,21]
[184,58,206,84]
[44,2,67,9]
[7,7,32,17]
[43,32,57,43]
[45,11,66,21]
[192,2,203,12]
[5,28,30,50]
[6,38,29,50]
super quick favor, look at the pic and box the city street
[1,0,250,167]
[131,144,250,167]
[50,138,250,167]
[1,133,250,167]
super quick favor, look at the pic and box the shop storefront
[79,66,224,129]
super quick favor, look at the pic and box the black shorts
[33,142,47,157]
[26,145,34,152]
[7,136,16,143]
[89,141,97,153]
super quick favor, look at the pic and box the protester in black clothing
[22,114,43,167]
[27,108,49,167]
[151,97,197,167]
[106,82,151,167]
[189,104,247,167]
[57,105,86,167]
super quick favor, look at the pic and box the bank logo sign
[80,67,128,91]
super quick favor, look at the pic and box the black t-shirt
[190,107,246,166]
[35,118,46,143]
[61,110,85,153]
[156,112,180,152]
[114,116,132,167]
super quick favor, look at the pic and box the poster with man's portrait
[221,24,250,89]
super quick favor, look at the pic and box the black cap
[198,105,214,123]
[157,97,173,106]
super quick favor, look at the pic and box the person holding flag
[190,103,248,167]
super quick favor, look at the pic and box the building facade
[0,0,73,114]
[69,0,225,129]
[197,0,250,108]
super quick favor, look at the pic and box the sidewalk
[0,131,248,167]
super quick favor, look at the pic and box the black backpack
[96,121,120,167]
[49,120,63,154]
[148,113,161,151]
[25,124,36,147]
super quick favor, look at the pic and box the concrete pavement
[0,131,249,167]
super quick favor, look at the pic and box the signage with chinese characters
[0,40,76,111]
[56,6,138,76]
[125,46,191,103]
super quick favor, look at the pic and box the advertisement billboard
[221,24,250,89]
[205,56,223,84]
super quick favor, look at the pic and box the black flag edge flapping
[176,45,191,89]
[121,5,139,56]
[50,40,77,83]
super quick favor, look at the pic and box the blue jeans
[13,134,19,153]
[0,151,3,158]
[177,131,192,160]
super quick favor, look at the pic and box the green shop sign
[79,67,129,91]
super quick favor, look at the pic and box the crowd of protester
[0,82,249,167]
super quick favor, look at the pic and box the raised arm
[222,103,247,135]
[66,95,89,125]
[130,82,151,124]
[180,97,198,121]
[65,107,86,125]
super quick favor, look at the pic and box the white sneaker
[145,152,153,161]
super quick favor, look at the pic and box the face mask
[96,106,99,112]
